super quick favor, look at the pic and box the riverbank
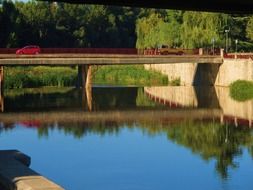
[4,65,168,89]
[93,65,168,86]
[4,66,77,89]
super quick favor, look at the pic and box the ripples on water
[0,86,253,190]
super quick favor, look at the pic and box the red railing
[41,48,138,54]
[143,49,160,55]
[0,48,138,55]
[0,48,18,54]
[224,53,253,60]
[143,48,201,55]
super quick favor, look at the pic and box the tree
[181,12,228,48]
[136,13,163,48]
[246,16,253,41]
[0,0,19,47]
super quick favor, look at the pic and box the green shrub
[230,80,253,101]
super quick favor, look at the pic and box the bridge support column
[0,66,3,91]
[82,65,92,88]
[77,65,92,88]
[0,66,3,112]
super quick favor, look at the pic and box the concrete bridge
[0,53,222,93]
[0,54,222,66]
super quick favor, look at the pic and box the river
[0,86,253,190]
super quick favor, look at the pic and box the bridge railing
[143,48,199,55]
[143,48,219,55]
[224,53,253,60]
[0,48,138,55]
[41,48,138,54]
[0,48,18,54]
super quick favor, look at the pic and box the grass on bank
[93,65,168,86]
[4,65,171,89]
[230,80,253,101]
[4,66,77,89]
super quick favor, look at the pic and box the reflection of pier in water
[0,91,3,112]
[145,86,253,127]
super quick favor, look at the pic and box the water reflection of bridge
[1,86,253,127]
[0,109,222,125]
[145,86,253,127]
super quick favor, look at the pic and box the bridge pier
[77,65,92,88]
[0,66,3,92]
[77,65,92,111]
[0,66,3,112]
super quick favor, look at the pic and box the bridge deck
[0,54,223,66]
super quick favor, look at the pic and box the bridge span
[0,54,222,66]
[0,54,222,93]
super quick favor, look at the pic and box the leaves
[0,1,139,48]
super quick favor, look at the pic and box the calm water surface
[0,86,253,190]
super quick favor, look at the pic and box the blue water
[1,87,253,190]
[0,123,253,190]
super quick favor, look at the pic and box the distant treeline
[1,0,253,51]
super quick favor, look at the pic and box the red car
[16,45,41,55]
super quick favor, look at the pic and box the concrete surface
[0,54,222,66]
[145,58,253,86]
[0,150,64,190]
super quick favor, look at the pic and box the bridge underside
[41,0,253,13]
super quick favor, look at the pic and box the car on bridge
[16,45,41,55]
[157,45,185,55]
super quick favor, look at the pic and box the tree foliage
[181,12,227,48]
[246,16,253,41]
[1,0,253,51]
[0,0,139,48]
[136,10,253,51]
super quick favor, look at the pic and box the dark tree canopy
[0,0,140,48]
[0,0,253,51]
